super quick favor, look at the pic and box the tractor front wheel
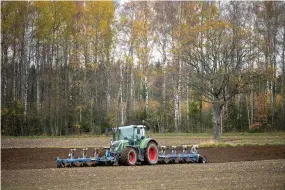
[144,142,158,165]
[120,147,137,166]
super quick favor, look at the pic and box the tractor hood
[110,140,129,153]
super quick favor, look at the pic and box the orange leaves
[253,92,276,125]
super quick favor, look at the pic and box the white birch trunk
[130,67,134,108]
[162,62,166,133]
[213,99,221,141]
[281,26,285,130]
[186,85,189,132]
[174,92,179,132]
[107,78,111,112]
[178,59,181,127]
[119,64,124,125]
[144,75,149,112]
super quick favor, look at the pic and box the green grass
[2,132,285,148]
[1,134,104,139]
[151,132,285,147]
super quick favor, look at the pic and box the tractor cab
[106,125,154,160]
[118,125,146,144]
[106,125,146,145]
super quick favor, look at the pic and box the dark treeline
[1,1,285,139]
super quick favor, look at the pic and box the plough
[56,125,207,167]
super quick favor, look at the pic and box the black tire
[97,148,106,157]
[120,147,137,166]
[144,142,159,165]
[106,161,114,166]
[118,159,124,166]
[198,155,207,163]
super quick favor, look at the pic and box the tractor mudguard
[139,138,158,149]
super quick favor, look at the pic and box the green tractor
[56,125,207,167]
[104,125,158,166]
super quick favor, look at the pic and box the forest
[1,1,285,139]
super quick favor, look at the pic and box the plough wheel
[120,147,137,166]
[144,142,158,165]
[57,163,65,168]
[97,148,106,157]
[198,155,207,163]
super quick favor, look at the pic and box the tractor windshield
[108,125,146,141]
[118,127,134,140]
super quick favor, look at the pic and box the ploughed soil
[2,160,285,190]
[2,145,285,170]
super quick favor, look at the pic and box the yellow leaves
[210,3,219,16]
[200,20,231,34]
[84,1,115,48]
[34,2,53,39]
[148,100,160,113]
[33,1,115,43]
[1,107,9,116]
[200,2,219,19]
[86,62,99,71]
[120,16,128,25]
[276,94,282,107]
[34,2,77,41]
[2,2,28,40]
[179,101,186,114]
[202,96,213,112]
[125,55,134,66]
[133,20,149,39]
[135,70,145,77]
[85,1,115,26]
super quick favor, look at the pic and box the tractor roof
[118,125,146,129]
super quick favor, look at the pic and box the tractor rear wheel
[120,147,137,166]
[144,142,158,165]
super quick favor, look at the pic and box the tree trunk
[174,92,179,132]
[281,26,285,130]
[119,63,124,125]
[144,75,149,116]
[186,85,189,133]
[213,100,221,141]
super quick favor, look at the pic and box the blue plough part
[56,146,206,168]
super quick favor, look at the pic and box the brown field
[1,136,285,190]
[1,159,285,190]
